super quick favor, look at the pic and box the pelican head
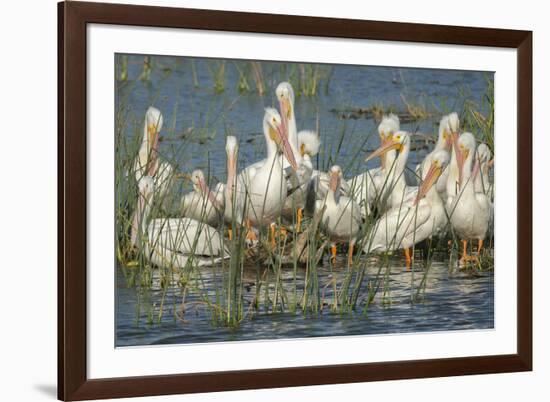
[472,142,493,180]
[456,132,476,186]
[298,130,320,157]
[191,169,220,208]
[415,150,450,204]
[276,82,295,136]
[446,111,460,146]
[146,106,163,132]
[377,114,400,169]
[225,135,239,180]
[146,106,163,147]
[225,135,239,162]
[476,143,492,164]
[329,165,343,193]
[143,107,163,175]
[191,169,206,192]
[378,113,400,141]
[264,107,298,170]
[438,115,453,150]
[447,112,460,134]
[365,130,409,162]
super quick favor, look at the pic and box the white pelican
[134,106,174,201]
[446,132,492,263]
[318,165,362,267]
[223,136,246,240]
[364,130,418,210]
[415,113,456,196]
[276,82,302,168]
[363,150,450,268]
[276,82,320,233]
[239,108,298,245]
[347,114,400,215]
[180,169,224,227]
[131,176,229,268]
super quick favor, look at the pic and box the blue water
[115,54,494,347]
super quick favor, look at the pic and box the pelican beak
[365,138,402,162]
[456,147,469,187]
[278,97,291,138]
[444,130,453,150]
[199,177,222,209]
[488,158,494,168]
[329,170,341,192]
[147,124,159,154]
[415,162,442,205]
[228,149,238,175]
[146,123,159,175]
[226,146,238,200]
[274,121,298,171]
[450,131,459,152]
[472,158,481,181]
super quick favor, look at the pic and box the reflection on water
[116,261,493,346]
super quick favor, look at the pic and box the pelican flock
[128,82,494,271]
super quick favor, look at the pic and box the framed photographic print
[58,1,532,400]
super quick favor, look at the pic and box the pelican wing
[366,201,432,253]
[148,218,228,257]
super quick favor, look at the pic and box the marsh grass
[115,55,495,332]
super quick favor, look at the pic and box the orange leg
[460,239,470,263]
[296,208,303,233]
[245,219,258,243]
[404,248,412,270]
[227,225,233,240]
[348,243,354,267]
[331,244,337,264]
[477,239,484,255]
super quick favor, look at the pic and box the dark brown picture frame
[58,1,532,400]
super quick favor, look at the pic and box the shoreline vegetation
[115,55,494,333]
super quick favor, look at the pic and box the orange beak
[274,120,298,171]
[329,170,341,192]
[444,131,453,150]
[278,97,291,140]
[198,177,222,210]
[456,147,469,187]
[146,124,159,176]
[365,138,402,163]
[415,162,442,204]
